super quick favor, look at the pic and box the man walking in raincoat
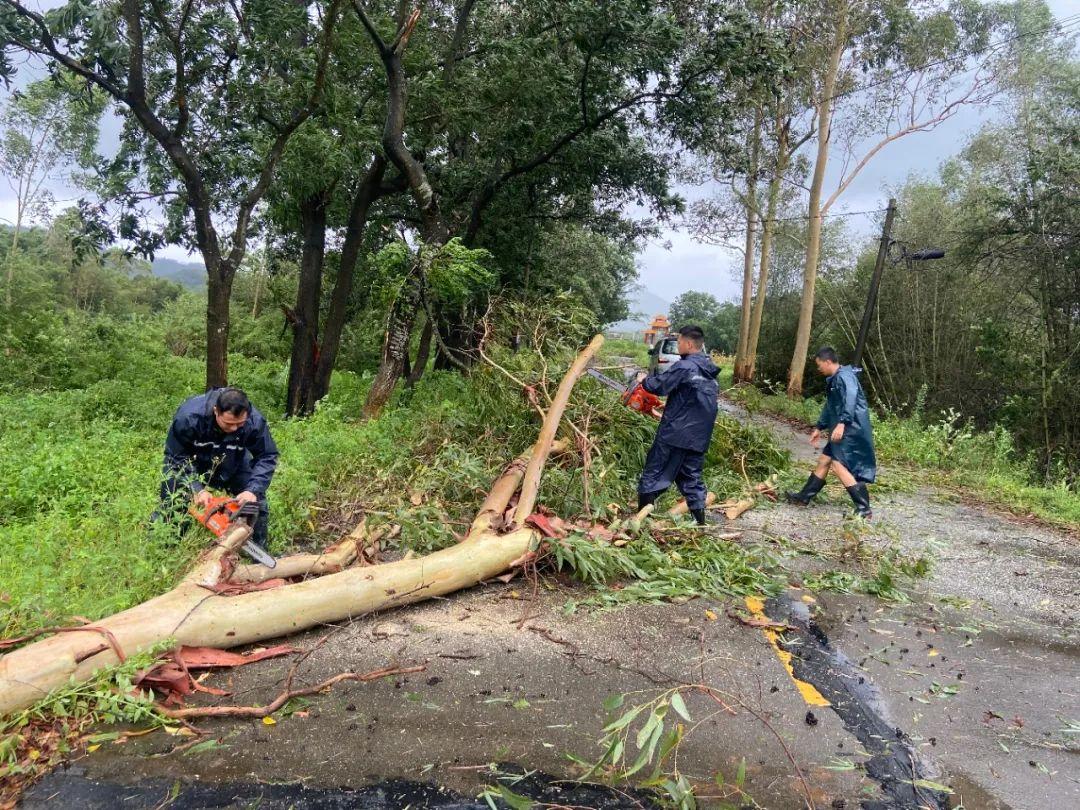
[786,347,876,518]
[636,325,720,525]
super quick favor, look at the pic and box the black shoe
[785,474,826,505]
[846,483,873,519]
[638,490,661,511]
[690,508,706,526]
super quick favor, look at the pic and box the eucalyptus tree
[1,0,344,387]
[783,0,1010,396]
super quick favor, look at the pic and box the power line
[767,207,887,224]
[826,13,1080,105]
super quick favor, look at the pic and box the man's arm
[837,375,858,426]
[243,418,279,497]
[640,365,686,397]
[163,420,205,496]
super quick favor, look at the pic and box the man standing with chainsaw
[636,325,720,525]
[154,387,279,550]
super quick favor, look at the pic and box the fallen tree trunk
[229,519,381,585]
[0,336,606,717]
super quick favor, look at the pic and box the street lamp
[852,198,945,369]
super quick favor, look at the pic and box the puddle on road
[765,593,951,810]
[23,765,660,809]
[946,772,1013,810]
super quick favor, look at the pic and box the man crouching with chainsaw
[636,325,720,525]
[153,387,278,553]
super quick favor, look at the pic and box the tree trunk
[312,156,388,404]
[733,113,761,383]
[205,262,235,389]
[286,195,328,416]
[4,208,23,309]
[0,337,603,716]
[361,261,424,418]
[745,117,790,383]
[406,317,434,387]
[434,310,470,370]
[356,12,451,416]
[786,25,846,398]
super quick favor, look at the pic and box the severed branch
[156,664,424,720]
[230,520,382,585]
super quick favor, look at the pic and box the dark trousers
[638,441,707,510]
[156,473,269,548]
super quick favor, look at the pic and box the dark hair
[814,346,839,364]
[678,325,705,346]
[215,387,251,416]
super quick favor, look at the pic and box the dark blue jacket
[642,352,720,453]
[163,389,279,496]
[817,365,877,483]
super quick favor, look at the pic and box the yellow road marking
[745,596,831,707]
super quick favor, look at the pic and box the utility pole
[853,198,897,369]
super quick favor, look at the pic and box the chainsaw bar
[585,367,628,392]
[241,540,277,569]
[231,502,277,569]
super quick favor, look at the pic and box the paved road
[24,403,1079,809]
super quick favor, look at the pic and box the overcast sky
[637,0,1076,303]
[0,0,1074,302]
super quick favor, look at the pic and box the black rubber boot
[846,483,873,519]
[638,490,661,511]
[690,508,706,526]
[785,474,826,506]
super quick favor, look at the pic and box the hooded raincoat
[637,352,720,508]
[156,388,279,546]
[817,365,877,483]
[641,352,720,453]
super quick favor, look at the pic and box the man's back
[643,352,720,453]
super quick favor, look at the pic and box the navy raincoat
[817,365,877,484]
[162,389,279,496]
[641,352,721,453]
[637,353,719,509]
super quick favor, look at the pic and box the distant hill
[607,286,669,335]
[152,258,205,288]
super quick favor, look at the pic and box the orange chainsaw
[586,368,663,419]
[189,495,277,569]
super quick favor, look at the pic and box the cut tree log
[723,499,755,521]
[668,492,718,516]
[0,336,606,717]
[229,519,382,585]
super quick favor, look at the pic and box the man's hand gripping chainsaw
[188,495,277,569]
[585,368,663,419]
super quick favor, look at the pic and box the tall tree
[1,0,343,387]
[784,0,1007,396]
[732,111,761,383]
[0,77,103,306]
